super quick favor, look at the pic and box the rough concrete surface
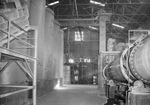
[29,0,64,97]
[37,85,107,105]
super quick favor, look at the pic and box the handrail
[0,6,37,105]
[0,13,28,34]
[0,28,34,47]
[0,11,35,59]
[0,14,9,21]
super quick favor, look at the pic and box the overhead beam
[57,18,98,27]
[59,22,144,27]
[51,3,150,6]
[57,18,143,27]
[58,21,98,27]
[55,13,150,18]
[57,18,96,21]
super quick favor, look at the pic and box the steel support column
[98,11,111,94]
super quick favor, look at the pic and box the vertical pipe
[68,27,70,54]
[33,27,38,105]
[7,20,11,49]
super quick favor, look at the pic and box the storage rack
[0,14,37,105]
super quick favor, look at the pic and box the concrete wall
[29,0,64,96]
[52,20,64,86]
[64,27,98,84]
[68,28,99,61]
[41,8,64,93]
[29,0,45,80]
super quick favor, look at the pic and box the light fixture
[90,0,105,7]
[48,1,59,6]
[62,27,67,30]
[89,26,98,30]
[112,23,125,29]
[84,59,91,63]
[69,59,74,63]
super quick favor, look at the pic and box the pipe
[128,38,150,84]
[104,56,128,83]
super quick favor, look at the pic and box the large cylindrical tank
[105,58,127,83]
[104,37,150,84]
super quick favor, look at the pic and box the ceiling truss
[47,0,150,38]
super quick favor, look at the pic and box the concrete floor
[37,85,107,105]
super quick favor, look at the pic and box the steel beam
[57,18,96,21]
[25,60,34,77]
[0,85,33,88]
[0,28,33,48]
[0,14,29,34]
[0,61,12,74]
[50,3,150,6]
[0,47,36,61]
[0,11,37,105]
[15,61,33,79]
[57,18,98,27]
[0,87,33,98]
[10,34,35,48]
[0,26,31,46]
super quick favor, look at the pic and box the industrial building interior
[0,0,150,105]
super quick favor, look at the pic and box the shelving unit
[0,13,37,105]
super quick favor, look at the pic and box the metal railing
[0,12,37,105]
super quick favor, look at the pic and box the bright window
[84,59,91,63]
[75,31,84,41]
[68,59,74,63]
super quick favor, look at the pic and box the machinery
[103,30,150,105]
